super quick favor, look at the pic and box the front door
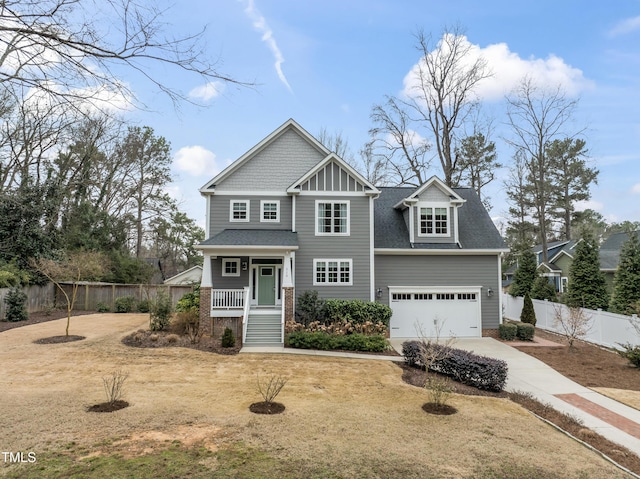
[257,266,276,305]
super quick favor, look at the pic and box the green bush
[221,327,236,348]
[171,309,199,335]
[516,322,535,341]
[520,293,537,326]
[96,302,110,313]
[286,331,388,352]
[137,299,150,313]
[176,287,200,313]
[296,290,327,326]
[114,296,136,313]
[498,323,517,341]
[617,343,640,368]
[3,286,28,322]
[324,298,392,327]
[0,270,19,288]
[149,291,172,331]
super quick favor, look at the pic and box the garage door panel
[389,290,481,338]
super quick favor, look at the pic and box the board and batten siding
[208,195,292,237]
[294,195,372,301]
[215,128,326,191]
[374,254,501,329]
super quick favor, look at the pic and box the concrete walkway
[242,339,640,458]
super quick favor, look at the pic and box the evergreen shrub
[516,323,535,341]
[520,293,537,326]
[3,286,28,322]
[498,323,518,341]
[221,327,236,348]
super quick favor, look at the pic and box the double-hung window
[260,200,280,222]
[313,259,352,286]
[316,201,349,235]
[230,200,249,222]
[419,206,448,236]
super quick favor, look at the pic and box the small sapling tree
[553,304,592,350]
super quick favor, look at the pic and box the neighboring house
[164,265,203,285]
[600,230,640,292]
[504,240,578,293]
[196,119,507,345]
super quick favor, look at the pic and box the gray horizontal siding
[294,195,372,301]
[209,195,292,237]
[216,128,325,191]
[211,257,249,289]
[374,254,501,329]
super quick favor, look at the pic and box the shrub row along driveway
[0,314,629,478]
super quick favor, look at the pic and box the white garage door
[389,288,481,338]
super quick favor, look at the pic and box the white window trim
[222,258,241,277]
[315,200,350,236]
[260,200,280,223]
[313,258,353,286]
[229,200,250,222]
[417,203,450,237]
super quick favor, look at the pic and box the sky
[122,0,640,233]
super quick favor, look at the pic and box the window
[261,200,280,222]
[222,259,240,277]
[392,293,412,301]
[316,201,349,235]
[419,206,448,236]
[230,200,249,222]
[313,259,352,285]
[458,293,477,300]
[436,293,455,300]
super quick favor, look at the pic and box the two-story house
[197,119,507,345]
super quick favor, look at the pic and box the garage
[388,287,482,338]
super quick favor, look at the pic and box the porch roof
[199,229,299,248]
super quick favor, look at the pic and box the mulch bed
[121,329,241,355]
[0,310,95,333]
[422,403,457,415]
[513,328,640,391]
[249,401,286,414]
[33,335,86,344]
[87,400,130,413]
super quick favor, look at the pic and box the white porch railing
[242,287,251,344]
[211,288,245,312]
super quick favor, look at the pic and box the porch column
[283,251,294,323]
[199,254,213,336]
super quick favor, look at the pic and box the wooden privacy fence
[503,293,640,350]
[0,284,55,319]
[55,282,195,311]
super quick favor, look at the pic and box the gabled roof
[393,176,465,209]
[538,262,562,273]
[548,239,580,263]
[200,119,330,192]
[164,265,202,285]
[287,153,380,196]
[374,187,506,250]
[600,230,640,270]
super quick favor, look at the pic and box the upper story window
[419,206,448,236]
[316,200,349,235]
[260,200,280,223]
[230,200,250,222]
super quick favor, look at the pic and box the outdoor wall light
[486,288,493,297]
[242,262,248,271]
[376,288,383,299]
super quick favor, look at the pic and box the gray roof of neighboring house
[599,230,640,270]
[374,187,506,250]
[200,229,298,247]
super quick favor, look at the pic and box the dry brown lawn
[0,314,631,478]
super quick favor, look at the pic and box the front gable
[200,119,330,193]
[288,154,379,195]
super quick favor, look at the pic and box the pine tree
[610,232,640,315]
[520,293,537,326]
[531,275,557,302]
[510,250,537,297]
[566,233,609,310]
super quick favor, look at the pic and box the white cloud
[240,0,292,92]
[631,183,640,194]
[609,16,640,36]
[403,35,592,103]
[174,145,218,176]
[575,199,604,212]
[189,81,224,102]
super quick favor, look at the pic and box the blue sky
[124,0,640,232]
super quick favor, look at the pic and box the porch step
[244,313,283,346]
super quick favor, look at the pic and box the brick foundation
[199,287,212,336]
[283,287,294,323]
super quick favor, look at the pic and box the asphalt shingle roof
[374,187,506,250]
[200,229,298,247]
[599,230,640,270]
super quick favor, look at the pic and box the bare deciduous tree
[553,304,593,350]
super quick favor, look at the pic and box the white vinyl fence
[503,293,640,350]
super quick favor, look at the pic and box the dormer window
[419,206,449,236]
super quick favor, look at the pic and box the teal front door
[258,266,276,305]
